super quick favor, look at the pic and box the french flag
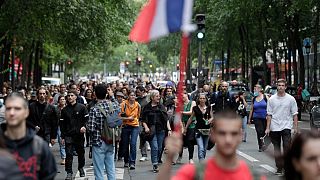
[129,0,196,43]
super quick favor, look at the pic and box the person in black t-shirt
[235,91,248,142]
[186,93,213,161]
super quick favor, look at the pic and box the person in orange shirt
[120,89,141,170]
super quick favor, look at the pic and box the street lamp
[304,38,312,89]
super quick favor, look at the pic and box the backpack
[194,160,266,180]
[96,101,122,145]
[302,89,310,102]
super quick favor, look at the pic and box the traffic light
[125,61,130,68]
[136,57,142,66]
[176,64,179,71]
[195,14,205,40]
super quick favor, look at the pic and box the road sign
[120,62,125,74]
[303,38,312,47]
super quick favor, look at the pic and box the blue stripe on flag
[166,0,184,33]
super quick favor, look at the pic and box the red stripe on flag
[174,34,189,133]
[129,0,157,43]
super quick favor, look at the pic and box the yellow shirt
[121,100,141,127]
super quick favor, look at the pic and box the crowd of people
[0,78,319,180]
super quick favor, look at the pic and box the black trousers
[270,129,291,170]
[65,137,85,174]
[253,118,267,149]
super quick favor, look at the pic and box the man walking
[27,87,59,144]
[265,79,298,175]
[60,90,89,180]
[158,111,254,179]
[210,81,236,113]
[1,92,57,179]
[87,84,120,180]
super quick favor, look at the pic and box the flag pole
[174,33,189,133]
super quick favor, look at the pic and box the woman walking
[120,90,141,170]
[248,84,268,152]
[141,90,171,173]
[235,91,248,142]
[56,95,67,165]
[187,93,213,161]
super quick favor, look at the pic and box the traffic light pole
[197,40,202,88]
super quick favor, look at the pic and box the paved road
[52,113,311,180]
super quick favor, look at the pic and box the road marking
[75,167,124,179]
[236,150,259,162]
[259,164,276,173]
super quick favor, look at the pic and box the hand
[164,133,182,161]
[80,127,86,133]
[145,127,150,133]
[168,130,172,136]
[129,116,134,121]
[61,139,65,145]
[293,128,299,135]
[265,128,270,136]
[50,139,56,146]
[247,118,251,125]
[107,89,114,97]
[35,126,40,132]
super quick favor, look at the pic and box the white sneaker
[139,157,149,162]
[189,159,194,164]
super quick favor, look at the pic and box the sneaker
[275,169,283,176]
[73,151,78,156]
[65,173,73,180]
[129,164,135,170]
[60,159,65,165]
[189,159,194,164]
[124,163,129,168]
[158,160,163,164]
[153,165,159,173]
[258,148,262,152]
[176,157,182,164]
[79,168,85,177]
[139,157,148,162]
[147,143,151,151]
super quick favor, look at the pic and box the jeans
[270,129,291,170]
[242,116,248,141]
[195,133,209,160]
[253,118,267,149]
[92,142,115,180]
[65,138,85,174]
[121,126,140,165]
[57,127,66,159]
[148,130,165,165]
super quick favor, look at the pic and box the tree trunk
[239,25,246,79]
[226,46,230,81]
[258,20,269,85]
[4,41,11,83]
[27,45,35,89]
[0,40,5,89]
[221,50,225,80]
[33,42,41,87]
[272,40,279,81]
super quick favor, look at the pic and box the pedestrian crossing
[75,167,124,180]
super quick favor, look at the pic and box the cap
[31,91,37,97]
[116,91,125,97]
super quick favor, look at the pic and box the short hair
[60,84,66,88]
[212,110,242,129]
[5,92,29,109]
[136,86,145,92]
[277,79,287,85]
[58,95,66,103]
[37,87,47,96]
[67,90,78,96]
[95,84,107,100]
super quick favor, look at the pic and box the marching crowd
[0,78,319,180]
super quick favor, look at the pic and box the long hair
[284,130,320,180]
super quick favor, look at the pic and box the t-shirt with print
[172,158,253,180]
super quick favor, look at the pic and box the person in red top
[158,111,253,180]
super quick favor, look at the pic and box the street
[51,113,311,180]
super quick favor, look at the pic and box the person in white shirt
[265,79,298,176]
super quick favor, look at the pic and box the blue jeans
[57,127,66,159]
[121,126,140,165]
[148,130,165,165]
[92,142,115,180]
[242,116,248,141]
[195,133,209,160]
